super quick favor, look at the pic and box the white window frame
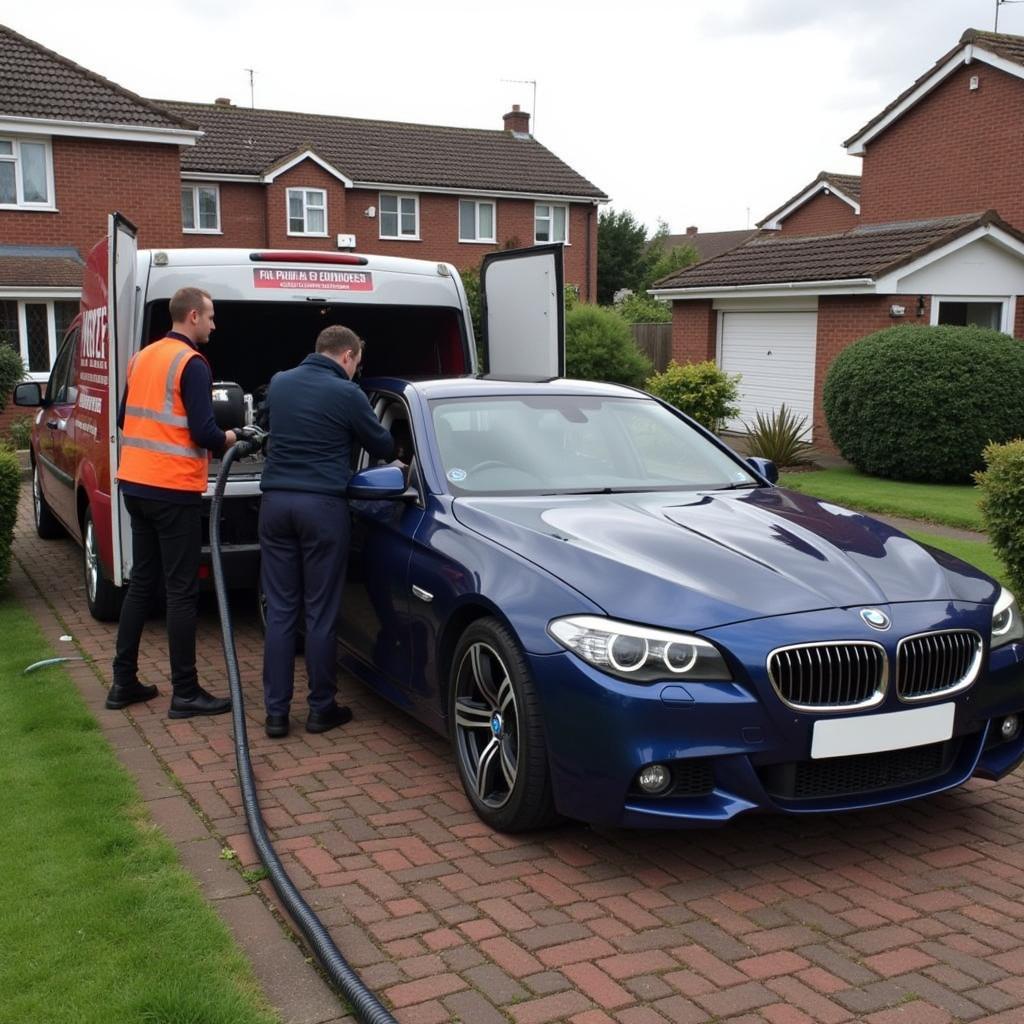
[286,187,328,237]
[0,136,56,210]
[458,198,496,243]
[534,203,569,244]
[181,183,222,234]
[929,294,1014,334]
[379,192,420,240]
[0,296,80,382]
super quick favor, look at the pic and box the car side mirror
[747,456,778,484]
[347,464,408,500]
[13,382,43,407]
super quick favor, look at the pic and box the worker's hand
[224,429,238,447]
[237,424,268,452]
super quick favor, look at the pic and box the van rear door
[108,213,138,585]
[480,243,564,378]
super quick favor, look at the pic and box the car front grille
[759,739,960,800]
[767,642,887,710]
[896,630,982,701]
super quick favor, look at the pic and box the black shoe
[105,681,159,710]
[265,714,289,738]
[305,704,353,734]
[168,687,232,719]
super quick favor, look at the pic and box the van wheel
[32,463,64,539]
[449,617,559,833]
[83,507,122,622]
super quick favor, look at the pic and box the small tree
[975,439,1024,596]
[645,360,741,432]
[566,305,652,387]
[643,243,699,292]
[0,347,26,413]
[597,208,652,305]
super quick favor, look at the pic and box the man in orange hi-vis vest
[107,287,238,718]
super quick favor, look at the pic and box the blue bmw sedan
[338,375,1024,832]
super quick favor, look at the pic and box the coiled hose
[210,439,398,1024]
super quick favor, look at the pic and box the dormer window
[0,137,54,209]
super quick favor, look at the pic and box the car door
[37,329,78,530]
[338,392,425,696]
[480,243,564,378]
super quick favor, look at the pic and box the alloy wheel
[453,642,520,809]
[84,517,99,604]
[32,467,42,528]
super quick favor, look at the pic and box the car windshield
[429,394,758,495]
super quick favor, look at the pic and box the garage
[718,310,817,438]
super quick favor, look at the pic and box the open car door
[107,212,138,585]
[480,243,564,379]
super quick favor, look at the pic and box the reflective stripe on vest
[117,337,210,492]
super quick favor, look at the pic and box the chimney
[686,225,698,235]
[214,97,233,106]
[502,104,531,135]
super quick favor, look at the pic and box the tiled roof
[158,100,607,199]
[844,28,1024,148]
[0,23,193,130]
[656,229,757,264]
[652,212,1011,290]
[0,245,83,287]
[757,171,861,228]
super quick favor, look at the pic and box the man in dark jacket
[259,325,394,737]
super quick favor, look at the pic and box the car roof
[363,375,650,400]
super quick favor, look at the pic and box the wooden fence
[630,322,672,372]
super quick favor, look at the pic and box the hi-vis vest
[117,337,209,493]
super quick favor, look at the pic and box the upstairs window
[287,188,327,236]
[379,193,419,239]
[181,184,221,233]
[534,203,568,244]
[0,137,53,208]
[459,199,496,243]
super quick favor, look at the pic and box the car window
[430,395,756,495]
[46,329,79,405]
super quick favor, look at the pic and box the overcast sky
[8,0,1023,235]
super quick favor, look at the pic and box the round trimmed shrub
[823,325,1024,482]
[565,304,653,387]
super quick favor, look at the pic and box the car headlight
[547,615,731,683]
[992,587,1024,648]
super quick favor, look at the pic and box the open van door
[108,213,138,586]
[480,243,564,378]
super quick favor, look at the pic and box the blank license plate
[811,702,955,760]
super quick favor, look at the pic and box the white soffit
[890,232,1024,294]
[761,181,860,230]
[262,150,354,186]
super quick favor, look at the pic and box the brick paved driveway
[16,488,1024,1024]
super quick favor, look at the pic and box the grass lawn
[778,466,984,530]
[0,597,279,1024]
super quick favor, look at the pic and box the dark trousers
[259,490,350,716]
[112,496,201,696]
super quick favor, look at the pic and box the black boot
[105,681,159,709]
[168,686,232,719]
[305,704,352,734]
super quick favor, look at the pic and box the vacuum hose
[210,439,398,1024]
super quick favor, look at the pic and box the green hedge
[0,346,25,414]
[645,360,740,432]
[976,439,1024,596]
[0,446,20,590]
[823,325,1024,483]
[566,304,652,387]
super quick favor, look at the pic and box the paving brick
[562,962,635,1010]
[508,990,594,1024]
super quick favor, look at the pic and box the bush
[8,416,33,450]
[615,293,671,324]
[0,445,19,590]
[0,346,26,414]
[565,304,652,387]
[743,404,816,467]
[823,325,1024,483]
[975,439,1024,595]
[645,360,740,432]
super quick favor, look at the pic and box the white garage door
[719,311,817,439]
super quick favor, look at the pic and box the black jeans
[259,490,349,716]
[112,495,201,697]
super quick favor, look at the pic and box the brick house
[0,23,605,398]
[652,28,1024,449]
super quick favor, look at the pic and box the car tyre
[83,506,123,622]
[32,462,64,539]
[449,617,559,833]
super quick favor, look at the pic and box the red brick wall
[179,182,266,248]
[0,136,181,259]
[670,299,716,363]
[264,161,346,250]
[778,192,859,235]
[860,63,1024,228]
